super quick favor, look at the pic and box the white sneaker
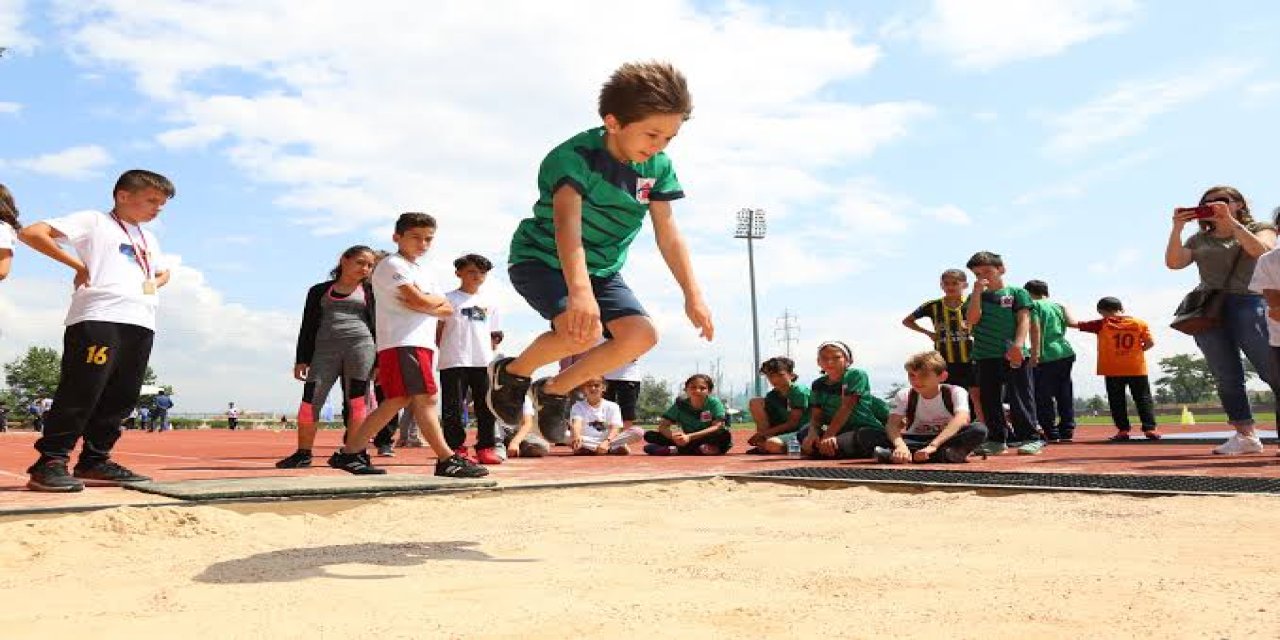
[1212,433,1264,455]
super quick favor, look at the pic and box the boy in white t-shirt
[0,184,20,281]
[861,351,988,464]
[1248,240,1280,453]
[332,212,487,478]
[569,377,644,455]
[226,402,240,430]
[20,170,175,492]
[435,253,504,465]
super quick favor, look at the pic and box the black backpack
[904,384,956,428]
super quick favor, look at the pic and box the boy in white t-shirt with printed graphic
[861,351,988,464]
[332,212,488,478]
[436,253,504,465]
[20,170,175,492]
[569,377,644,455]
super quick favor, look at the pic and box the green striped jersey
[968,286,1033,360]
[508,127,684,277]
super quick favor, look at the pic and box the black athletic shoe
[486,357,531,424]
[531,378,571,441]
[434,453,489,478]
[72,460,151,486]
[376,444,395,457]
[328,450,387,475]
[276,450,313,469]
[26,459,85,493]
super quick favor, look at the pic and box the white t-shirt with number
[890,385,969,436]
[371,253,442,352]
[1249,248,1280,347]
[437,288,500,369]
[0,223,15,251]
[46,210,165,330]
[570,399,624,432]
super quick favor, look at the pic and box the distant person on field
[20,169,175,492]
[0,402,8,433]
[1071,297,1159,441]
[902,268,979,421]
[1025,279,1077,442]
[861,351,987,463]
[569,377,643,455]
[644,374,731,455]
[226,402,240,430]
[150,389,173,432]
[798,341,889,460]
[745,356,809,454]
[966,251,1044,456]
[0,184,23,281]
[487,61,713,447]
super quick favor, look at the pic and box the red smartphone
[1177,205,1216,219]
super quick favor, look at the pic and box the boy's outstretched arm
[650,201,713,340]
[19,222,88,287]
[552,186,600,345]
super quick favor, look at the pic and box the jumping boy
[436,253,504,464]
[20,169,174,492]
[902,268,979,420]
[487,61,713,436]
[332,212,487,477]
[1026,279,1077,442]
[1071,297,1159,441]
[966,251,1044,456]
[863,351,988,464]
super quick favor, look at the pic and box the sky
[2,0,1280,413]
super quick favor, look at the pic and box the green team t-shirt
[508,127,684,278]
[764,383,811,427]
[969,286,1033,360]
[663,396,727,432]
[1031,299,1075,363]
[809,368,887,433]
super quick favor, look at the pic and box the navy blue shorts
[509,261,648,326]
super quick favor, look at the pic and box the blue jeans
[1193,293,1278,426]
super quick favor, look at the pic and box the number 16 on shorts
[85,345,111,365]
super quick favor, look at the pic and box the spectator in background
[150,389,173,432]
[1166,186,1278,455]
[227,402,240,430]
[0,402,9,433]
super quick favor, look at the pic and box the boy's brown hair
[940,268,967,282]
[904,351,948,375]
[395,212,437,235]
[113,169,175,199]
[598,61,693,126]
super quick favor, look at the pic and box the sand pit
[1,479,1278,639]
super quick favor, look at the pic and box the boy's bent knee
[607,316,658,353]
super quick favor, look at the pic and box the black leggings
[856,424,989,462]
[440,367,496,449]
[644,429,733,455]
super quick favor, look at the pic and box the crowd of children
[1,59,1268,494]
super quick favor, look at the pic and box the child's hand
[685,297,715,341]
[747,432,765,447]
[1270,306,1280,323]
[913,446,936,463]
[891,446,912,464]
[506,443,520,458]
[570,434,584,450]
[293,364,309,381]
[564,291,602,345]
[595,441,610,455]
[672,432,690,447]
[1006,344,1024,368]
[972,278,987,294]
[73,267,90,290]
[818,436,838,457]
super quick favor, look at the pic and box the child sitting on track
[644,374,731,455]
[861,351,988,463]
[569,377,644,455]
[745,356,810,454]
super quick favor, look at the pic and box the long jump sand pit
[2,479,1277,639]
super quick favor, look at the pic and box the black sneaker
[434,453,489,478]
[376,444,395,457]
[72,460,151,486]
[276,450,313,469]
[486,357,531,424]
[531,378,571,441]
[328,450,387,475]
[26,459,85,493]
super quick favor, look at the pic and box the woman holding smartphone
[1165,185,1277,455]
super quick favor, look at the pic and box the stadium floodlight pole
[734,208,767,397]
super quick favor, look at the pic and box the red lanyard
[110,211,152,279]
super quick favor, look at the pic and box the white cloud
[1044,63,1254,155]
[924,204,972,225]
[11,144,114,180]
[903,0,1137,70]
[0,0,37,53]
[1013,148,1155,205]
[0,102,22,114]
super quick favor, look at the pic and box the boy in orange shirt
[1072,297,1159,440]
